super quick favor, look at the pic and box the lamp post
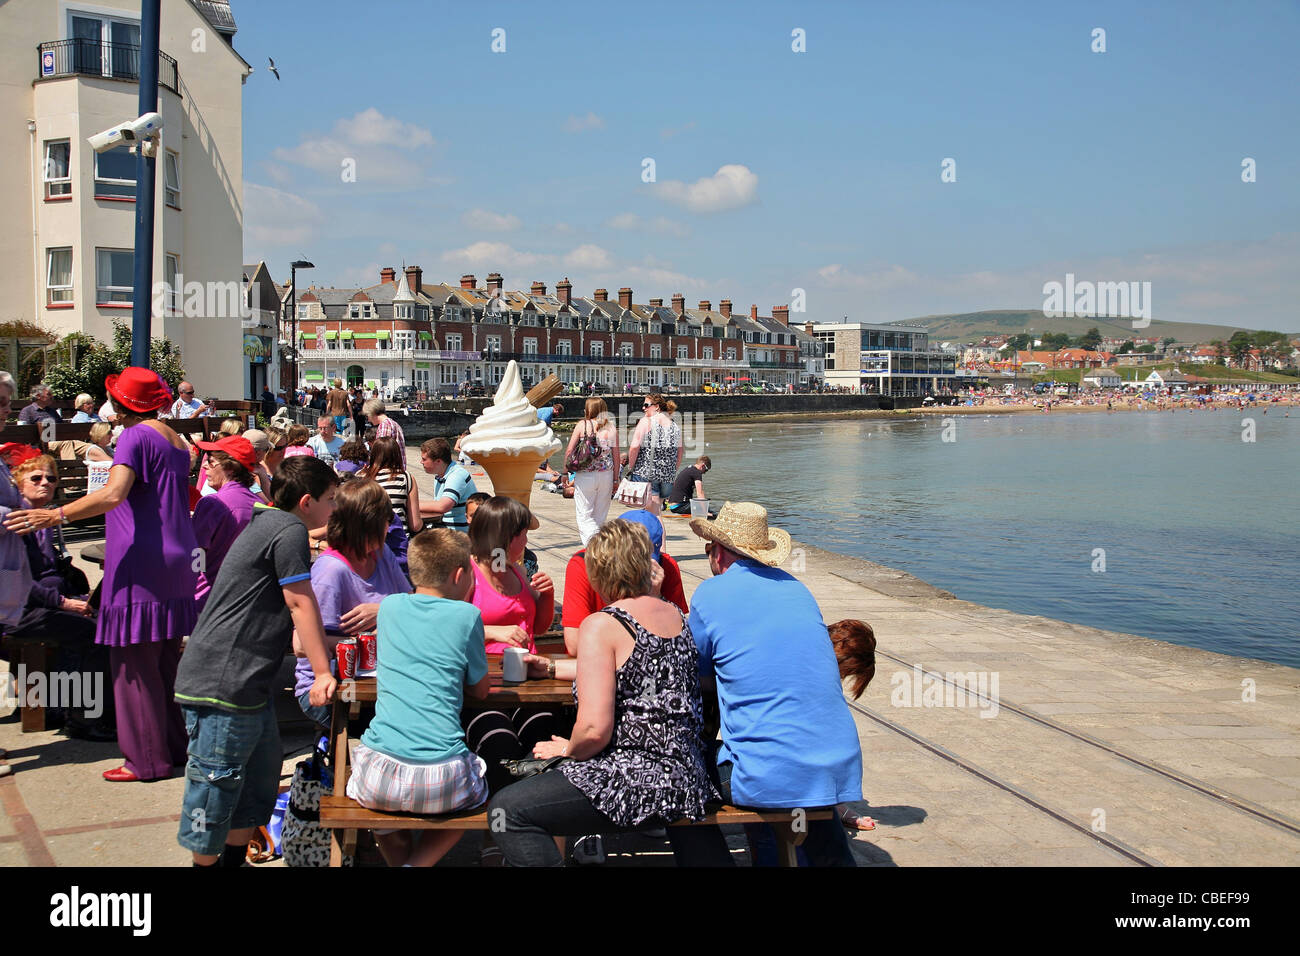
[288,259,314,395]
[129,0,162,369]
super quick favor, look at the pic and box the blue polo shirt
[689,558,863,808]
[537,406,556,426]
[432,461,477,529]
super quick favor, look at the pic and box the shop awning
[375,330,390,340]
[299,333,316,340]
[339,330,354,340]
[354,332,377,340]
[323,330,337,340]
[417,330,432,340]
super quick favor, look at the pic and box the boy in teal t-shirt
[345,528,492,867]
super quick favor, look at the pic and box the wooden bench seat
[0,635,55,732]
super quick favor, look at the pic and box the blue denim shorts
[177,704,282,855]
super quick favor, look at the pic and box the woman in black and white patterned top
[625,392,683,504]
[488,519,718,866]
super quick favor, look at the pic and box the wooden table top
[340,650,574,707]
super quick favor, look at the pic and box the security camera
[87,112,164,153]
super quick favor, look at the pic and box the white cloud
[243,183,325,246]
[461,208,521,232]
[272,108,437,185]
[817,263,920,292]
[564,244,613,270]
[563,112,605,133]
[654,164,758,214]
[605,213,690,237]
[440,241,549,271]
[660,121,696,139]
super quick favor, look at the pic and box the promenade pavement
[3,448,1297,867]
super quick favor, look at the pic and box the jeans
[297,691,330,729]
[667,759,857,867]
[177,704,282,855]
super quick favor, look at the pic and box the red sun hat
[194,435,257,470]
[105,367,173,414]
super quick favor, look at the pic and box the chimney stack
[671,293,685,315]
[719,299,732,318]
[460,274,477,290]
[804,321,814,337]
[697,300,712,312]
[380,267,396,284]
[619,287,633,310]
[593,288,608,302]
[750,304,758,320]
[530,281,547,296]
[557,277,572,306]
[486,272,503,294]
[773,305,790,326]
[648,297,664,308]
[403,266,422,294]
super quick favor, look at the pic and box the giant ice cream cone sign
[461,361,561,509]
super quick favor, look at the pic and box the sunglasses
[28,474,58,484]
[181,390,195,396]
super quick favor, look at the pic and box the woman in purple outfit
[6,367,198,782]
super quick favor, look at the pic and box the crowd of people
[0,368,877,868]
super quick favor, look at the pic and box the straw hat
[689,501,791,567]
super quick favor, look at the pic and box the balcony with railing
[38,39,180,95]
[494,352,666,367]
[676,357,750,369]
[297,348,482,361]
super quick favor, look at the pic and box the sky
[236,0,1300,333]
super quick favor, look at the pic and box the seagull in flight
[268,57,280,80]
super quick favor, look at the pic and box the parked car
[622,381,648,395]
[462,382,487,398]
[661,382,681,394]
[702,382,721,394]
[392,385,419,402]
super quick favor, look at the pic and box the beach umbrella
[725,376,736,381]
[739,377,751,381]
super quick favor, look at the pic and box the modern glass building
[810,321,961,395]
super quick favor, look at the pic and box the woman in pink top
[281,424,316,459]
[467,496,554,653]
[463,495,558,799]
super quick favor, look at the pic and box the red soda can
[358,633,377,672]
[337,638,358,680]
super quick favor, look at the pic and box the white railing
[676,357,750,368]
[298,348,483,361]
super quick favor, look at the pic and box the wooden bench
[319,662,832,867]
[0,635,55,732]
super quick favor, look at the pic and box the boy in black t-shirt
[174,457,340,867]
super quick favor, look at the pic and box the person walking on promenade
[364,398,406,467]
[566,397,618,545]
[6,368,200,783]
[326,378,351,433]
[625,391,682,507]
[675,501,863,866]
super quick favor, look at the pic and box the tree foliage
[40,321,186,400]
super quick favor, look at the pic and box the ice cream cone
[475,451,547,509]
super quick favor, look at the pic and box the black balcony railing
[492,352,669,367]
[38,39,180,95]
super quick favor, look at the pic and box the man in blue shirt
[418,437,477,530]
[536,403,563,427]
[685,502,862,866]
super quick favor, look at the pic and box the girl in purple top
[295,479,410,726]
[191,435,262,613]
[7,368,198,783]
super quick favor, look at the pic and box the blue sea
[699,407,1300,668]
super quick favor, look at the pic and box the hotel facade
[0,0,251,398]
[810,321,966,395]
[287,270,827,396]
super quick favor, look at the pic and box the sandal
[840,807,877,831]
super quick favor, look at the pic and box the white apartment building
[810,321,962,395]
[0,0,250,398]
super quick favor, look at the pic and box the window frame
[95,247,134,306]
[164,149,181,208]
[164,253,180,314]
[44,140,72,200]
[94,144,137,200]
[46,247,73,306]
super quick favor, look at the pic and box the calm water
[695,409,1300,668]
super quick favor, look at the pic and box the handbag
[615,478,650,507]
[565,421,603,472]
[500,755,570,781]
[282,736,353,867]
[53,525,90,598]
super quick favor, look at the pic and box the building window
[394,331,414,350]
[44,141,71,199]
[445,333,462,352]
[523,338,538,355]
[94,144,136,199]
[677,345,688,360]
[621,343,633,358]
[297,303,310,319]
[556,340,572,356]
[46,248,73,305]
[70,12,141,79]
[164,150,181,207]
[591,342,604,358]
[164,254,180,313]
[703,346,714,360]
[95,248,133,304]
[650,345,661,360]
[726,348,736,360]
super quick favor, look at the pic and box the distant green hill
[895,310,1253,345]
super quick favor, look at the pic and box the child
[345,528,491,867]
[174,456,340,867]
[282,423,316,458]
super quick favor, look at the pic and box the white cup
[503,646,528,683]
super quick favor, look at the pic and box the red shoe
[102,766,140,783]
